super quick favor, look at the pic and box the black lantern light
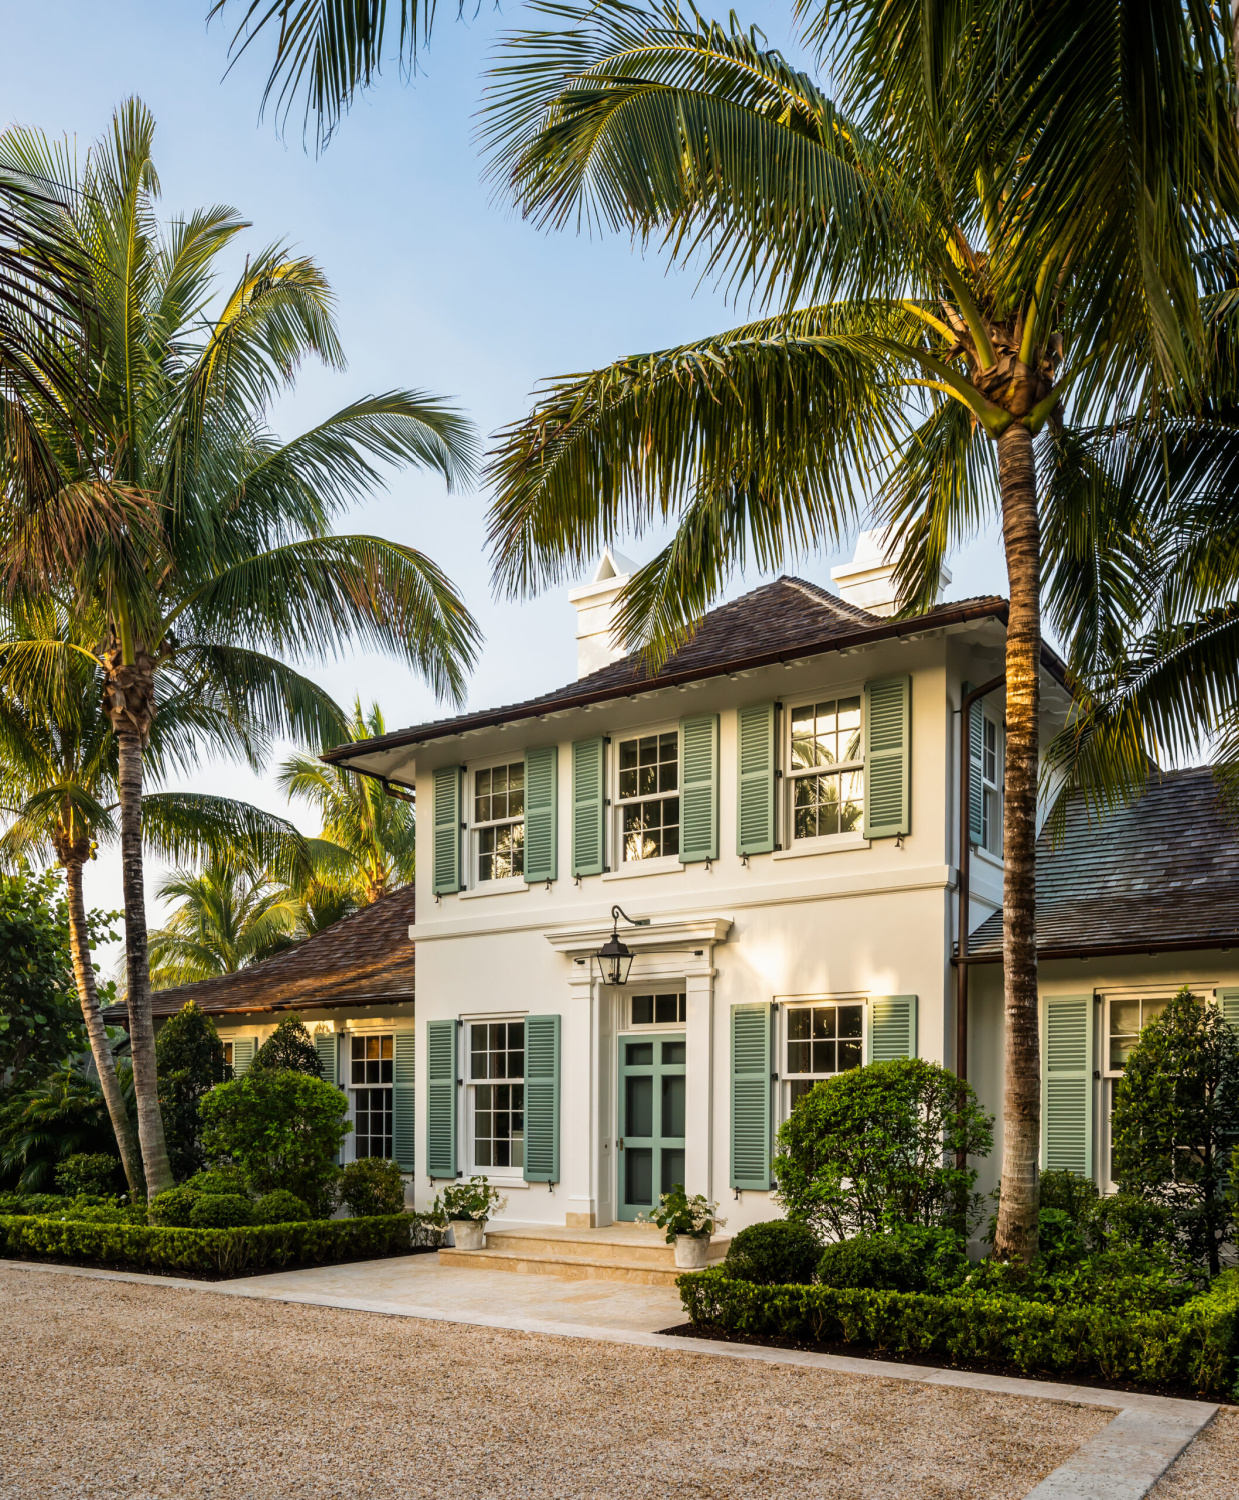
[593,905,649,985]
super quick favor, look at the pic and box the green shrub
[200,1070,348,1216]
[249,1015,322,1077]
[0,1191,67,1216]
[724,1220,820,1285]
[772,1058,993,1239]
[147,1186,201,1228]
[1038,1170,1099,1223]
[0,1067,126,1194]
[253,1190,313,1224]
[156,1001,227,1182]
[340,1157,406,1218]
[55,1153,123,1198]
[1086,1192,1177,1255]
[57,1200,147,1226]
[189,1193,253,1228]
[184,1166,250,1197]
[817,1225,968,1294]
[677,1266,1239,1398]
[1035,1208,1088,1272]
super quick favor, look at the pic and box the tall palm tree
[0,593,317,1196]
[477,0,1238,1260]
[0,99,481,1196]
[146,860,300,988]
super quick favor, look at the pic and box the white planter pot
[674,1234,710,1269]
[451,1219,486,1251]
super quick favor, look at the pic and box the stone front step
[438,1224,730,1285]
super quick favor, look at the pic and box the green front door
[617,1033,686,1220]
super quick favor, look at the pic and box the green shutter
[963,681,984,846]
[868,996,918,1061]
[314,1031,338,1087]
[433,765,462,895]
[680,714,719,863]
[1219,989,1239,1032]
[523,1014,560,1183]
[1041,994,1094,1178]
[731,1003,772,1190]
[737,702,776,856]
[524,746,558,884]
[863,676,911,839]
[426,1019,458,1179]
[571,737,605,877]
[232,1037,255,1077]
[393,1029,416,1172]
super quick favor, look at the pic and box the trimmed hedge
[1,1211,443,1278]
[677,1266,1239,1398]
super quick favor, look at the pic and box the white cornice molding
[543,915,734,957]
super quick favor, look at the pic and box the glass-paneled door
[617,1033,686,1220]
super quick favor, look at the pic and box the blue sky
[1,1,1008,962]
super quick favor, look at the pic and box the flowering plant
[647,1184,724,1244]
[433,1176,507,1223]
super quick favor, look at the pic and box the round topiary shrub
[189,1192,254,1228]
[148,1186,201,1227]
[340,1156,406,1218]
[55,1153,123,1199]
[724,1219,820,1285]
[818,1233,921,1291]
[252,1189,313,1224]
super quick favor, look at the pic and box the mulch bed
[0,1244,439,1283]
[659,1321,1223,1405]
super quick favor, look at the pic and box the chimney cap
[831,527,952,617]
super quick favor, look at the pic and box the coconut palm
[0,98,480,1196]
[146,860,301,988]
[477,0,1238,1260]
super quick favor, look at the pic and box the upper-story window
[474,761,524,881]
[617,730,679,861]
[789,697,863,840]
[980,713,1003,857]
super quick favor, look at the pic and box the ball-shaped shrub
[253,1189,313,1224]
[55,1153,123,1199]
[724,1219,820,1285]
[148,1186,202,1227]
[340,1157,406,1218]
[189,1192,254,1228]
[818,1233,922,1291]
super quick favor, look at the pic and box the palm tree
[278,698,416,906]
[146,860,300,988]
[476,0,1238,1260]
[0,99,479,1198]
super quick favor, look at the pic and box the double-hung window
[981,715,1003,856]
[789,698,863,841]
[474,762,524,882]
[470,1021,524,1171]
[617,731,679,861]
[1105,994,1172,1075]
[351,1034,394,1159]
[783,1000,864,1111]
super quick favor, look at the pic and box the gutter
[103,989,416,1025]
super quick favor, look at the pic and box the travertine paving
[0,1263,1110,1500]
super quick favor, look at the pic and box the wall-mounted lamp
[592,904,650,985]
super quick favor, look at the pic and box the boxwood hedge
[677,1265,1239,1398]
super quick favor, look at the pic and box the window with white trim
[783,1000,864,1111]
[788,698,863,840]
[469,1021,524,1171]
[981,713,1003,856]
[629,992,686,1027]
[222,1040,233,1069]
[473,761,524,882]
[350,1034,394,1159]
[1104,994,1172,1076]
[616,730,679,861]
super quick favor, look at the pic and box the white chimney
[568,547,637,677]
[830,527,952,617]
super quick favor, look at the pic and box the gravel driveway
[1,1264,1110,1500]
[1148,1408,1239,1499]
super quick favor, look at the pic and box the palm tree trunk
[62,855,144,1196]
[993,421,1042,1265]
[115,722,174,1196]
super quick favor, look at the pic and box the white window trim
[467,754,527,890]
[612,720,681,868]
[782,685,866,847]
[772,832,869,860]
[1099,988,1186,1079]
[459,875,530,900]
[465,1015,527,1181]
[625,990,687,1030]
[344,1030,395,1165]
[775,994,869,1124]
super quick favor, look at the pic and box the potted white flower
[433,1176,507,1250]
[650,1184,724,1268]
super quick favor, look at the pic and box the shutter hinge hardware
[895,833,905,848]
[704,856,713,872]
[574,874,582,887]
[741,852,749,867]
[545,878,552,891]
[434,892,441,905]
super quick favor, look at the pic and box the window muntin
[470,1021,524,1171]
[789,698,863,840]
[474,762,524,881]
[617,731,679,861]
[350,1034,393,1159]
[784,1002,864,1110]
[981,715,1003,856]
[1106,995,1171,1073]
[630,993,686,1026]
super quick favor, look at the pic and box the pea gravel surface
[1147,1407,1239,1499]
[0,1265,1111,1500]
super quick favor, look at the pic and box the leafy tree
[340,1157,406,1217]
[154,1001,227,1182]
[0,100,479,1195]
[478,0,1237,1260]
[249,1015,323,1077]
[1111,986,1239,1277]
[200,1069,350,1214]
[0,868,88,1091]
[773,1058,993,1241]
[0,1064,127,1193]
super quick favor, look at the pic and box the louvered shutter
[1219,989,1239,1032]
[523,746,558,884]
[426,1019,458,1179]
[679,714,719,863]
[392,1029,416,1171]
[963,681,984,845]
[863,676,911,838]
[232,1037,255,1077]
[571,737,605,877]
[523,1014,560,1183]
[1041,995,1094,1177]
[314,1031,338,1087]
[433,766,463,895]
[737,702,776,856]
[730,1003,772,1190]
[867,996,918,1062]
